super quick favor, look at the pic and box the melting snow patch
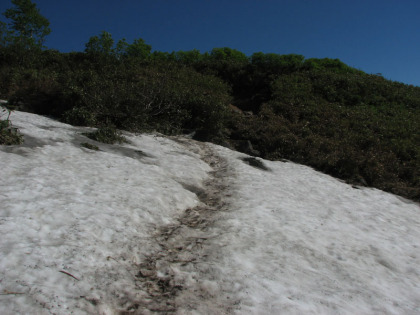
[190,145,420,314]
[0,111,209,313]
[0,111,419,314]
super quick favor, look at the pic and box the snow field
[0,111,210,313]
[0,111,419,314]
[201,145,420,314]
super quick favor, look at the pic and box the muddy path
[124,138,234,314]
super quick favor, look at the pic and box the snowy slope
[0,111,419,314]
[188,146,420,314]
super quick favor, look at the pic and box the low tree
[85,31,114,56]
[251,52,304,74]
[125,38,151,59]
[85,31,151,61]
[2,0,50,49]
[0,21,9,47]
[175,49,203,65]
[210,47,248,63]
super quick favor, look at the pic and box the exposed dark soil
[123,138,232,314]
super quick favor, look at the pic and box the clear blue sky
[1,0,419,86]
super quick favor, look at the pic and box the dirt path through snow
[125,138,235,314]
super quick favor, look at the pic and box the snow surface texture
[0,111,419,314]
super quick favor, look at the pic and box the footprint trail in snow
[129,138,235,314]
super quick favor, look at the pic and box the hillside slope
[0,111,419,314]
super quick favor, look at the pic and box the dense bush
[0,48,231,141]
[228,70,420,201]
[4,0,416,199]
[84,125,126,144]
[0,34,419,201]
[0,106,23,145]
[60,62,231,141]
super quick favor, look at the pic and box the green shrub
[83,125,126,144]
[1,43,419,201]
[228,70,420,201]
[0,106,23,145]
[55,62,231,140]
[80,142,99,150]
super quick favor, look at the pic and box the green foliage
[152,50,176,61]
[175,49,203,65]
[0,21,9,46]
[251,52,304,74]
[85,31,114,56]
[229,70,420,200]
[2,0,50,49]
[124,38,151,59]
[84,125,126,144]
[80,142,99,151]
[2,47,231,141]
[85,31,151,61]
[0,106,23,145]
[302,58,363,74]
[1,36,418,201]
[210,47,248,63]
[58,62,230,140]
[271,73,314,108]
